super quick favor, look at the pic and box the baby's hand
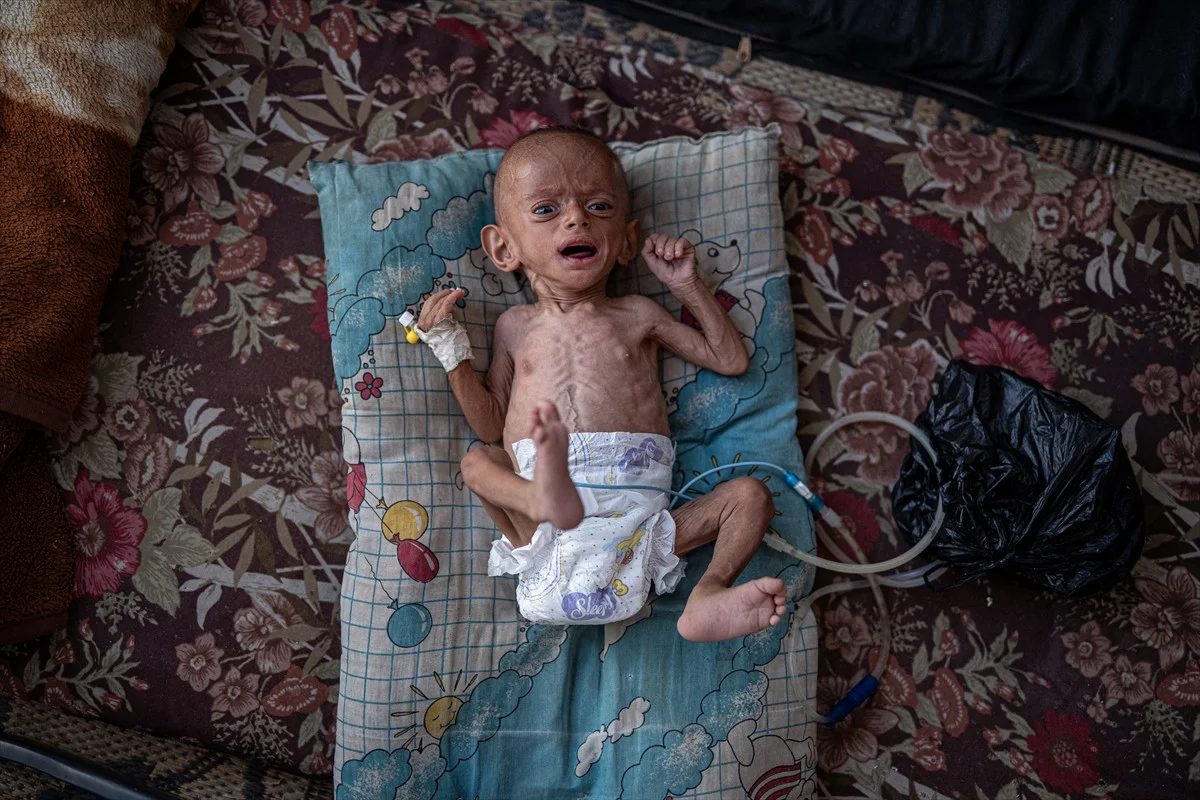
[642,234,697,288]
[416,288,464,332]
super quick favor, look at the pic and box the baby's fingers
[429,293,456,322]
[438,289,465,317]
[643,234,689,262]
[431,288,458,307]
[656,236,674,259]
[418,289,460,328]
[641,234,661,256]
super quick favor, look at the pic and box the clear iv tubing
[576,413,946,576]
[575,410,947,725]
[795,411,946,724]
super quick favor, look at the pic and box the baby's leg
[460,402,583,548]
[461,446,536,546]
[670,477,786,642]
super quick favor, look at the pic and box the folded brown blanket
[0,0,197,644]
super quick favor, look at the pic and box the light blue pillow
[310,125,818,800]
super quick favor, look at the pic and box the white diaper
[487,432,685,625]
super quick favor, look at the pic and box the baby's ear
[481,224,521,273]
[619,218,641,264]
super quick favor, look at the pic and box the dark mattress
[591,0,1200,154]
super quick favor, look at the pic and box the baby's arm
[641,234,750,376]
[417,289,511,443]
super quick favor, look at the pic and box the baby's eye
[588,202,611,212]
[533,204,556,215]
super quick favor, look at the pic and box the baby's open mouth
[560,244,598,260]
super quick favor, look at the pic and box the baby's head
[481,127,639,294]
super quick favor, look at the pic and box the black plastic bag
[893,361,1144,597]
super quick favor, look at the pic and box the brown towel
[0,0,197,643]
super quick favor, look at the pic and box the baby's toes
[752,576,785,596]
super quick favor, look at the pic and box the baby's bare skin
[416,130,786,641]
[498,296,673,446]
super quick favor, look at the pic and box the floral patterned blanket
[0,1,1196,797]
[792,112,1200,800]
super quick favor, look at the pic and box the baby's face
[490,136,637,291]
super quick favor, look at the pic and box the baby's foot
[676,577,788,642]
[530,402,584,530]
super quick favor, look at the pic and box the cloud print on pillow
[575,696,651,777]
[371,182,430,231]
[329,243,447,380]
[426,174,493,260]
[324,171,499,381]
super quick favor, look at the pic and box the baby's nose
[564,208,589,227]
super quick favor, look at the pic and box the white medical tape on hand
[415,318,473,372]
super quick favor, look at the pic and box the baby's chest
[514,321,650,377]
